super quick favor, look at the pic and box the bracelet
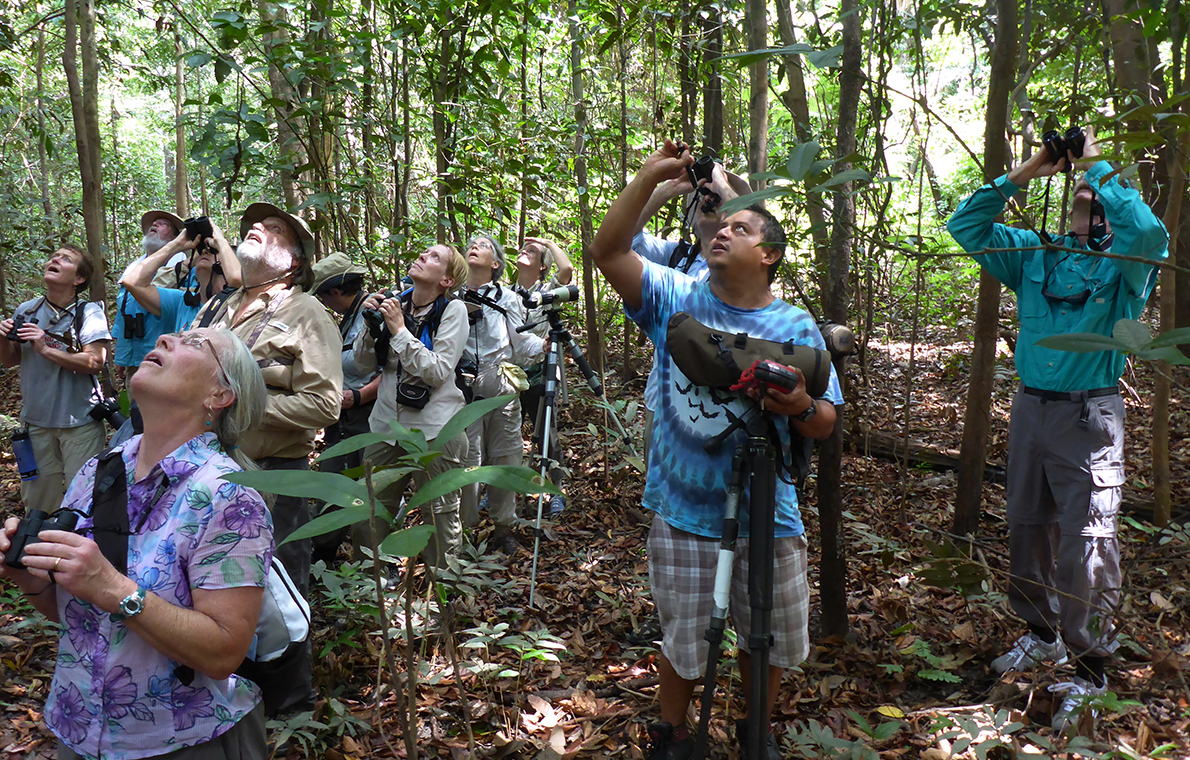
[351,389,361,407]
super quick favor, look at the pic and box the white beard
[237,238,294,282]
[142,234,168,257]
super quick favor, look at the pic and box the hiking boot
[491,525,522,555]
[735,718,782,760]
[549,493,566,517]
[1050,676,1107,733]
[991,632,1068,674]
[644,722,694,760]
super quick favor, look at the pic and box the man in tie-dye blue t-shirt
[592,140,842,760]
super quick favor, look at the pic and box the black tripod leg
[693,451,746,760]
[746,434,777,760]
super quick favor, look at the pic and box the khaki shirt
[192,285,343,461]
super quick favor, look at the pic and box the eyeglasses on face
[170,332,229,385]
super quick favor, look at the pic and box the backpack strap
[91,447,130,575]
[195,286,238,329]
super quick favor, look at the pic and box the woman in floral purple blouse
[1,328,273,760]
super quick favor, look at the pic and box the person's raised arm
[525,237,575,286]
[207,220,242,288]
[592,139,693,312]
[633,176,693,235]
[122,230,195,316]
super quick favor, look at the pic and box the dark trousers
[313,402,374,562]
[258,455,317,711]
[521,382,565,486]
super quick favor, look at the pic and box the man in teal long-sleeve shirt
[948,129,1167,732]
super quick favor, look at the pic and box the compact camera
[89,397,128,430]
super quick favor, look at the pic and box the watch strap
[795,400,818,422]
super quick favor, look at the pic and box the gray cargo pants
[1005,387,1123,658]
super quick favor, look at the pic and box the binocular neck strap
[92,448,131,575]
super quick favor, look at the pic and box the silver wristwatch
[110,586,147,623]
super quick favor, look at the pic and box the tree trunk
[64,0,107,303]
[678,13,695,146]
[36,28,53,225]
[174,33,189,217]
[701,11,723,154]
[745,0,767,186]
[517,0,530,246]
[256,0,302,209]
[818,0,862,639]
[569,0,603,374]
[953,0,1017,537]
[774,3,830,289]
[110,95,119,259]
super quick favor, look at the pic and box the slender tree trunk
[257,0,302,209]
[679,13,695,146]
[953,0,1017,536]
[569,0,603,374]
[818,0,862,639]
[774,3,831,288]
[174,33,189,217]
[110,95,119,259]
[745,0,767,186]
[36,28,53,225]
[64,0,106,303]
[618,15,635,381]
[701,10,723,154]
[517,0,530,246]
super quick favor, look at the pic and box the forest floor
[1,331,1189,759]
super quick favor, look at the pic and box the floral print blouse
[46,433,273,759]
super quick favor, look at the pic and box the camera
[4,508,80,569]
[123,311,146,340]
[519,284,579,310]
[89,397,128,429]
[363,290,399,331]
[5,314,31,343]
[1042,127,1086,171]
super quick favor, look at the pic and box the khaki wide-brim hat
[311,252,367,295]
[140,210,184,237]
[239,202,315,261]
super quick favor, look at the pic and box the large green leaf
[785,141,821,181]
[279,504,389,546]
[432,395,517,452]
[720,44,841,70]
[222,470,368,509]
[1112,319,1152,352]
[720,185,795,216]
[368,465,421,496]
[1137,346,1190,366]
[316,432,397,463]
[406,465,558,511]
[1145,326,1190,349]
[1035,333,1129,353]
[380,525,436,557]
[810,168,872,193]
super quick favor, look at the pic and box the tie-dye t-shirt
[46,433,272,760]
[626,260,843,539]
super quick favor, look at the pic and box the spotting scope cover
[666,312,830,398]
[521,284,580,309]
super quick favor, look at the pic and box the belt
[1021,385,1118,402]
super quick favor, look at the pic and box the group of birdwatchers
[0,122,1168,759]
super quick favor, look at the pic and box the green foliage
[1036,320,1190,365]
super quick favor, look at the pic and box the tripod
[518,306,635,607]
[692,403,780,760]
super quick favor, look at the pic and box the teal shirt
[947,161,1168,392]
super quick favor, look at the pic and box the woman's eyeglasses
[172,332,229,385]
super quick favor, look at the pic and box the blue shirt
[112,288,168,368]
[157,287,202,334]
[947,161,1168,391]
[626,260,843,539]
[633,231,710,412]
